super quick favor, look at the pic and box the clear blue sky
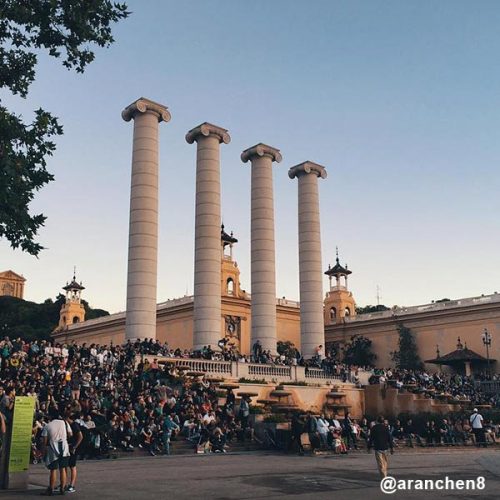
[2,0,500,313]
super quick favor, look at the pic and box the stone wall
[364,384,463,418]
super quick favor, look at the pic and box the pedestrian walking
[368,416,394,478]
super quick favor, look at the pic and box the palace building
[51,241,499,374]
[0,270,26,299]
[325,291,499,375]
[51,97,498,373]
[52,226,303,354]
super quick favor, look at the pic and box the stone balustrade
[137,355,352,385]
[477,380,500,394]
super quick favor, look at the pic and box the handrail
[136,355,354,385]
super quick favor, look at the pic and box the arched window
[227,278,234,295]
[62,316,66,324]
[329,307,336,321]
[344,307,351,317]
[72,316,80,324]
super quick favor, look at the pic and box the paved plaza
[1,449,499,500]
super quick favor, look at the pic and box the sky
[1,0,500,314]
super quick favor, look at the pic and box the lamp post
[482,328,492,376]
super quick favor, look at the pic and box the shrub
[263,414,288,423]
[238,377,267,384]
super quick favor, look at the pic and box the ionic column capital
[288,161,327,179]
[185,122,231,145]
[241,143,282,164]
[122,97,171,123]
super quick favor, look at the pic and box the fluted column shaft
[186,123,230,351]
[289,162,327,358]
[242,144,282,354]
[122,98,170,341]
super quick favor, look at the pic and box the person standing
[65,413,83,493]
[404,418,422,447]
[252,340,262,362]
[470,408,486,447]
[238,396,250,431]
[368,416,394,478]
[306,412,320,454]
[290,413,305,455]
[40,409,72,496]
[316,414,329,448]
[343,412,358,450]
[162,415,180,455]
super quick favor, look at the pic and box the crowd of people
[128,337,355,376]
[286,408,498,459]
[0,336,498,494]
[0,337,256,494]
[368,367,500,407]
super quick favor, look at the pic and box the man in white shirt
[317,414,329,448]
[41,410,72,495]
[330,414,342,431]
[470,408,486,447]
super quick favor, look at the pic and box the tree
[0,294,109,341]
[391,324,424,370]
[343,335,377,367]
[277,340,298,359]
[0,0,129,255]
[356,304,390,314]
[325,341,341,360]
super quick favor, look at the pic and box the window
[227,278,234,295]
[72,316,80,324]
[345,307,351,317]
[330,307,336,320]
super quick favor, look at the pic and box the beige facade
[52,255,499,374]
[324,251,357,326]
[0,270,26,299]
[52,291,302,354]
[52,234,302,353]
[326,293,500,374]
[54,273,86,331]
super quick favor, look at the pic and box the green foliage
[325,341,341,359]
[277,340,298,358]
[343,335,377,367]
[263,414,288,423]
[238,377,268,384]
[0,0,129,255]
[280,381,309,386]
[391,325,424,370]
[0,295,109,341]
[0,107,62,254]
[249,405,266,414]
[356,304,390,314]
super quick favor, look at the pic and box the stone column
[288,161,327,358]
[122,98,171,341]
[186,123,230,351]
[241,144,282,355]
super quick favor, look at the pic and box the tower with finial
[55,268,86,330]
[221,224,244,298]
[323,248,357,325]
